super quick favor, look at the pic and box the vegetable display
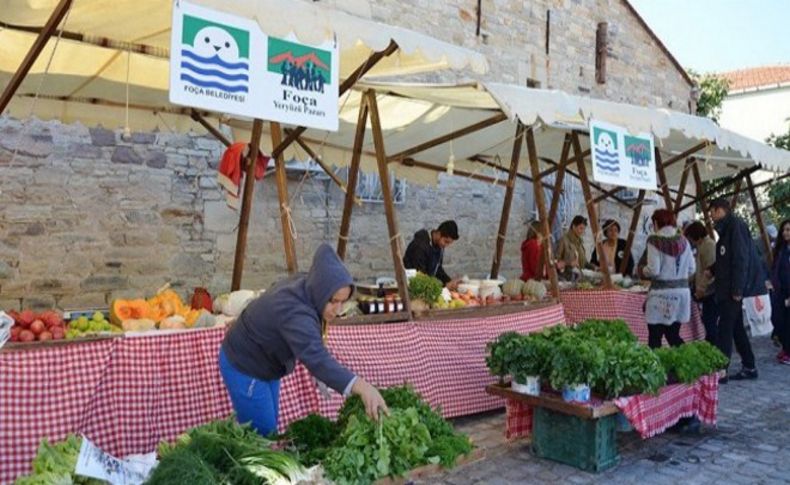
[149,417,306,485]
[407,273,444,307]
[286,385,472,484]
[654,341,729,384]
[14,435,104,485]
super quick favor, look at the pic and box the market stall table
[0,303,565,484]
[559,289,706,343]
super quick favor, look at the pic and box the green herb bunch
[14,435,105,485]
[574,319,636,343]
[408,273,443,304]
[549,338,605,390]
[284,413,338,466]
[593,341,666,398]
[654,341,729,384]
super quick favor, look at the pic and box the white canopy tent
[0,0,488,131]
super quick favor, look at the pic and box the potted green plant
[407,273,443,313]
[549,339,604,403]
[593,341,666,399]
[508,335,547,396]
[485,332,523,384]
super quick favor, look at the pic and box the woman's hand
[351,378,390,421]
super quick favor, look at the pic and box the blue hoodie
[221,243,355,393]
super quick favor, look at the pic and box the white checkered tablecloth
[559,290,705,343]
[0,304,566,484]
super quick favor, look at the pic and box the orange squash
[146,289,186,323]
[110,299,152,326]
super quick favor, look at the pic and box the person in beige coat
[684,221,718,345]
[556,216,594,280]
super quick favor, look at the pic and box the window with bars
[354,169,407,204]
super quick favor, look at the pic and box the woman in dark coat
[591,219,635,276]
[770,219,790,365]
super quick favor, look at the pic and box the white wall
[720,86,790,142]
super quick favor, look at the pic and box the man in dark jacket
[220,244,388,436]
[403,220,460,289]
[710,199,766,381]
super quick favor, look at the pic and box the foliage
[148,417,305,485]
[549,338,605,389]
[689,69,729,123]
[592,341,666,398]
[285,414,338,466]
[574,319,637,344]
[508,334,551,382]
[485,331,524,380]
[14,435,105,485]
[322,409,433,485]
[766,127,790,222]
[407,273,443,305]
[425,434,473,468]
[654,341,729,384]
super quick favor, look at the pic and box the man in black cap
[403,220,460,290]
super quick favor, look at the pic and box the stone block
[81,275,129,292]
[132,132,157,144]
[89,127,116,146]
[0,297,22,311]
[204,200,239,232]
[58,292,109,310]
[145,150,168,169]
[111,146,143,165]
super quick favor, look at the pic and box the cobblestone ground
[424,336,790,485]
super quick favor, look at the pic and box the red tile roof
[720,66,790,91]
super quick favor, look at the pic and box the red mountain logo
[269,51,329,70]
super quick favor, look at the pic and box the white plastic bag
[743,294,772,337]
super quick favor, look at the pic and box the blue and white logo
[593,129,620,174]
[180,16,250,94]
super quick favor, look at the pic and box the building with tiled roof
[721,65,790,93]
[719,65,790,142]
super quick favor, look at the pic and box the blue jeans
[218,348,281,437]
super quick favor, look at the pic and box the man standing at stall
[404,220,460,290]
[709,199,766,382]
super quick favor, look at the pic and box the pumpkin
[110,299,152,326]
[502,279,525,298]
[121,318,157,332]
[147,289,185,321]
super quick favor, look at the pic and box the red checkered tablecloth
[0,304,566,484]
[559,290,705,343]
[502,374,719,440]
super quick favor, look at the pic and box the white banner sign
[169,1,339,131]
[589,119,657,190]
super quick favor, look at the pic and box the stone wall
[0,118,529,309]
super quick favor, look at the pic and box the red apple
[30,320,46,335]
[51,327,65,340]
[18,330,35,342]
[38,331,53,341]
[17,310,36,327]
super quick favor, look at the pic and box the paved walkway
[425,336,790,485]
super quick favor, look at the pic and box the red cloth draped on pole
[217,142,271,209]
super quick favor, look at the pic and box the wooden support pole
[621,189,646,275]
[539,148,591,178]
[231,119,264,291]
[337,100,369,260]
[677,166,761,212]
[401,158,508,186]
[468,155,558,191]
[719,172,790,200]
[526,128,560,298]
[673,159,693,213]
[270,121,298,274]
[655,148,673,209]
[730,177,743,209]
[547,135,572,232]
[490,122,526,279]
[285,129,360,203]
[691,163,715,237]
[366,90,412,316]
[190,109,231,147]
[271,41,398,160]
[387,113,508,162]
[571,133,613,288]
[746,174,773,266]
[0,0,73,114]
[540,157,635,209]
[659,141,711,169]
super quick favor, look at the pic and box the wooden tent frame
[2,0,782,313]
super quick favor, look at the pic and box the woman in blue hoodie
[219,243,388,436]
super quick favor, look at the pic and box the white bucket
[512,376,541,396]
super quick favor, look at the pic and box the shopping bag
[743,294,772,337]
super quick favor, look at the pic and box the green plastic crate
[531,407,620,472]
